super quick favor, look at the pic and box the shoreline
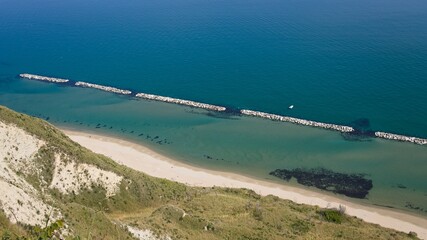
[61,128,427,239]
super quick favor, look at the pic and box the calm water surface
[0,0,426,216]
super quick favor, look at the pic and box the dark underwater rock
[341,130,376,141]
[269,167,373,199]
[342,118,376,141]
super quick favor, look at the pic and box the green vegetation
[320,209,344,224]
[0,106,419,239]
[0,213,74,240]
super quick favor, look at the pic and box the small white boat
[288,105,294,109]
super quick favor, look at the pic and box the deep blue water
[1,0,427,137]
[1,0,427,216]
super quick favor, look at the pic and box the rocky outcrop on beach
[135,93,226,111]
[19,73,69,83]
[75,81,132,95]
[241,109,354,133]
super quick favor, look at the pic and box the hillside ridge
[0,105,420,239]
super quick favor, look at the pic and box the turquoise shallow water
[1,79,427,217]
[0,0,427,216]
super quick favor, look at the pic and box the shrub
[320,209,344,224]
[291,220,311,234]
[408,231,418,239]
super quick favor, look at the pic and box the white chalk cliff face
[127,225,172,240]
[0,121,62,226]
[0,120,168,239]
[50,154,123,197]
[0,121,122,228]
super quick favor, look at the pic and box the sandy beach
[63,129,427,239]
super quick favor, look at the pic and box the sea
[0,0,426,217]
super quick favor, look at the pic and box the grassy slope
[0,106,418,240]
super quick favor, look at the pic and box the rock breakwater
[375,132,427,145]
[241,109,354,133]
[135,93,226,112]
[19,73,427,146]
[75,81,132,95]
[19,74,69,83]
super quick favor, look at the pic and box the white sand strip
[63,129,427,239]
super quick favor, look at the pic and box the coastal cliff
[0,105,420,239]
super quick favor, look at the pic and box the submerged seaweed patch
[186,109,240,120]
[269,168,373,199]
